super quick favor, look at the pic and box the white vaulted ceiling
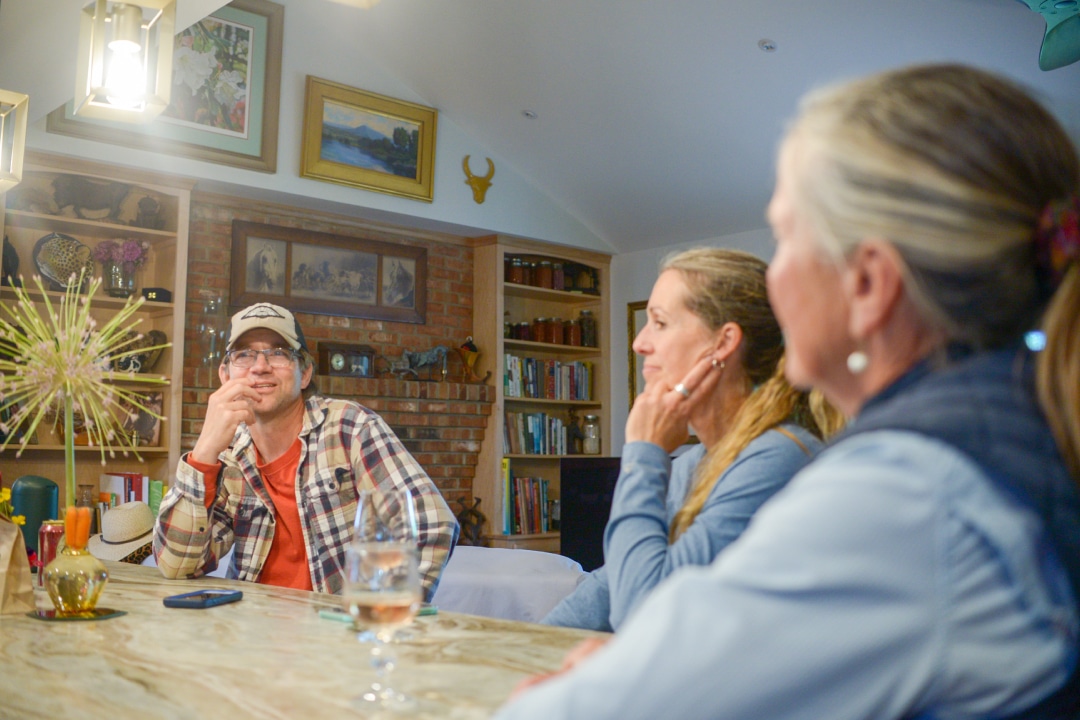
[2,0,1078,254]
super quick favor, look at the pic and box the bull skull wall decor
[463,155,495,203]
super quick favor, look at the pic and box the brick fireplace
[181,192,494,511]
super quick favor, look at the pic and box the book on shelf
[503,411,569,456]
[501,457,512,534]
[503,354,593,401]
[148,479,165,515]
[99,472,156,506]
[507,476,550,534]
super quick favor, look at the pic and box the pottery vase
[43,546,108,615]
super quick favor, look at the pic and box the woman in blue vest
[498,63,1080,719]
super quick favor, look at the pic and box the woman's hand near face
[189,377,260,465]
[626,353,723,452]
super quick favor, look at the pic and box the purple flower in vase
[92,239,150,273]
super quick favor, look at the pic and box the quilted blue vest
[838,346,1080,719]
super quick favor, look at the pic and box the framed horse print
[230,221,427,324]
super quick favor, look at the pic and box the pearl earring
[847,350,869,374]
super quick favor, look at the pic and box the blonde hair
[1038,266,1080,479]
[662,248,843,541]
[784,63,1080,481]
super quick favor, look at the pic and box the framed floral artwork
[45,0,283,173]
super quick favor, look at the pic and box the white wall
[3,0,612,255]
[606,227,776,454]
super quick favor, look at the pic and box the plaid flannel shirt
[153,395,458,600]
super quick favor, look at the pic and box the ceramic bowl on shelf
[32,232,93,291]
[109,329,168,373]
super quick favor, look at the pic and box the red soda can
[37,519,64,587]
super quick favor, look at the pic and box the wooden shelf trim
[504,282,602,305]
[5,209,179,242]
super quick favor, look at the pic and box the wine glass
[344,490,422,711]
[349,489,419,643]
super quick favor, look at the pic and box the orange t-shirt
[189,438,313,590]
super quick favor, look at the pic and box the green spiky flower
[0,270,170,507]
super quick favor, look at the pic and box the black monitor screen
[559,456,621,572]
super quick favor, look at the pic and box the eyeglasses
[227,348,298,369]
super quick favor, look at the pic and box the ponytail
[1037,262,1080,480]
[669,357,843,541]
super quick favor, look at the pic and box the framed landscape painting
[300,76,438,202]
[46,0,283,172]
[230,221,427,324]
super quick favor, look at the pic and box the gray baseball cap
[225,303,309,353]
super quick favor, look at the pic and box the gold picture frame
[45,0,284,173]
[627,300,647,409]
[301,76,438,202]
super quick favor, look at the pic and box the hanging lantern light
[74,0,176,123]
[0,89,29,193]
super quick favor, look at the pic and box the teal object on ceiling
[1016,0,1080,70]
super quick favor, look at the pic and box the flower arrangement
[0,487,25,526]
[91,239,151,274]
[0,270,170,507]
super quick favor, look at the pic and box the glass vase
[102,260,136,298]
[43,546,108,615]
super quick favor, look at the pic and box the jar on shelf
[575,267,596,293]
[515,321,532,341]
[549,317,564,345]
[508,256,525,285]
[582,415,601,455]
[535,261,554,289]
[552,262,565,291]
[524,261,537,287]
[531,317,548,343]
[578,309,598,347]
[565,318,582,346]
[504,311,512,338]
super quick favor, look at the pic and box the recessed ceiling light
[758,39,777,52]
[522,110,538,119]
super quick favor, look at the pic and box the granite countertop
[0,561,601,718]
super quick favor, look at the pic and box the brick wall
[181,192,493,508]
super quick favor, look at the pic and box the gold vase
[43,546,108,615]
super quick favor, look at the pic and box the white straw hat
[88,501,155,563]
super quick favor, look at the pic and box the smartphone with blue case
[163,589,243,609]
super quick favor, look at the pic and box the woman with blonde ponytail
[543,248,839,631]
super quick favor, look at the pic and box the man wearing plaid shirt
[153,302,458,601]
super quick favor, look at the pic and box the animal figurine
[52,175,131,221]
[454,497,487,546]
[134,195,164,229]
[388,345,449,380]
[462,155,495,204]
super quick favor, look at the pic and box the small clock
[318,343,376,378]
